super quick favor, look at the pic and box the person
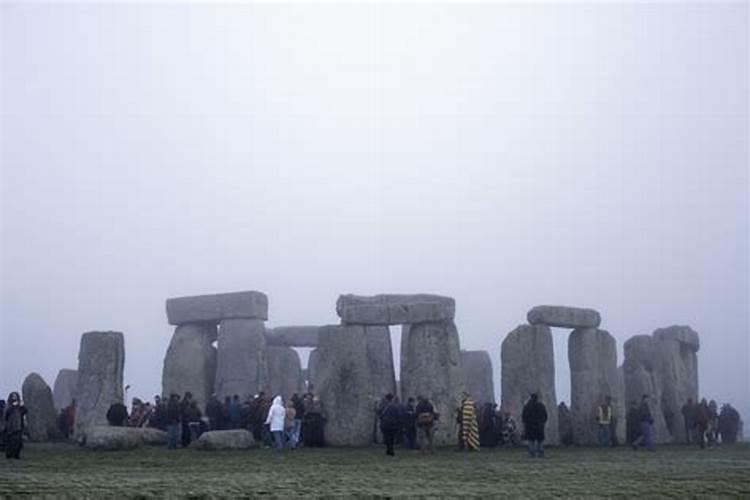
[459,392,480,452]
[229,395,242,430]
[206,395,222,431]
[5,392,27,460]
[479,402,496,448]
[291,393,304,445]
[180,392,194,447]
[150,395,167,431]
[303,395,326,447]
[166,394,181,449]
[696,398,710,448]
[557,402,573,446]
[66,400,77,438]
[380,394,401,456]
[626,400,640,444]
[501,410,519,447]
[106,401,128,426]
[680,398,696,444]
[597,396,613,447]
[265,396,286,451]
[631,394,655,451]
[0,399,6,451]
[415,395,436,454]
[708,400,719,445]
[186,400,203,441]
[284,400,297,449]
[719,403,741,444]
[522,393,547,458]
[402,397,417,449]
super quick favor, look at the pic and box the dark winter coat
[522,399,548,442]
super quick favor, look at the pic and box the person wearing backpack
[380,394,401,456]
[415,395,436,454]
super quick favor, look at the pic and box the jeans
[272,430,285,451]
[598,424,612,447]
[291,419,302,448]
[167,424,179,449]
[528,439,544,458]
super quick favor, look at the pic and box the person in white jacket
[265,395,287,450]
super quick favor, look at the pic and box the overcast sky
[2,2,748,421]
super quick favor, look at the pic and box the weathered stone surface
[653,325,700,351]
[461,350,495,404]
[623,335,670,443]
[215,319,266,401]
[83,426,167,450]
[191,430,257,450]
[307,349,320,391]
[22,373,59,442]
[527,305,601,329]
[365,326,397,403]
[568,328,618,445]
[653,326,700,442]
[337,294,455,325]
[501,324,559,445]
[401,320,464,446]
[53,368,78,410]
[316,325,396,446]
[162,324,217,410]
[166,291,268,326]
[266,326,320,347]
[74,331,125,441]
[613,364,626,443]
[266,346,304,398]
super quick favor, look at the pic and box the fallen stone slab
[527,305,601,329]
[191,430,257,450]
[336,294,455,325]
[84,426,167,450]
[266,326,320,347]
[166,291,268,325]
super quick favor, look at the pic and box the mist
[2,3,748,422]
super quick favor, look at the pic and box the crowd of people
[1,387,745,460]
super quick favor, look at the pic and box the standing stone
[74,331,125,440]
[315,325,377,446]
[215,319,267,401]
[307,348,320,391]
[568,328,618,445]
[501,324,559,445]
[623,335,669,443]
[527,305,601,329]
[162,323,218,410]
[653,325,700,442]
[266,346,304,398]
[461,350,495,404]
[612,364,626,443]
[52,368,78,410]
[21,373,59,441]
[401,320,464,446]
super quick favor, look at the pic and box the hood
[273,396,283,407]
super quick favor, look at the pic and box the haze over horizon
[2,3,748,421]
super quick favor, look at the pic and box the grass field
[1,442,749,498]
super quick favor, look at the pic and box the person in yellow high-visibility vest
[597,396,613,447]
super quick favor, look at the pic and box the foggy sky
[2,3,748,421]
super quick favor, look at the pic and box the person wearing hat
[522,393,548,458]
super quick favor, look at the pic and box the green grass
[1,442,749,498]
